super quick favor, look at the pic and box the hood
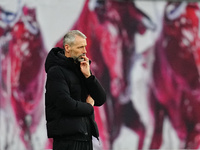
[45,47,74,73]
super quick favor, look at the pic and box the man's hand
[80,55,91,78]
[86,95,94,106]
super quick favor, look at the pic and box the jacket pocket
[58,116,86,136]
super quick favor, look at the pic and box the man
[44,30,106,150]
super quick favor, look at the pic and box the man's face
[65,35,87,59]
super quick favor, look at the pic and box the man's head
[63,30,87,60]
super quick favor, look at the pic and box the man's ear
[64,44,70,53]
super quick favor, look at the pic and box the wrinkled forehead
[73,35,87,46]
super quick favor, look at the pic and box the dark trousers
[53,138,93,150]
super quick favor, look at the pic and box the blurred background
[1,0,200,149]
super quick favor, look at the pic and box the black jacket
[45,47,106,140]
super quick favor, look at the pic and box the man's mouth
[77,54,85,62]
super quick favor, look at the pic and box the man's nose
[83,47,87,53]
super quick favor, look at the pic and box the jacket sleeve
[85,75,106,106]
[46,66,94,116]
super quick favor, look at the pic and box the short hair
[63,30,87,47]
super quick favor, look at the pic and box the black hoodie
[44,47,106,140]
